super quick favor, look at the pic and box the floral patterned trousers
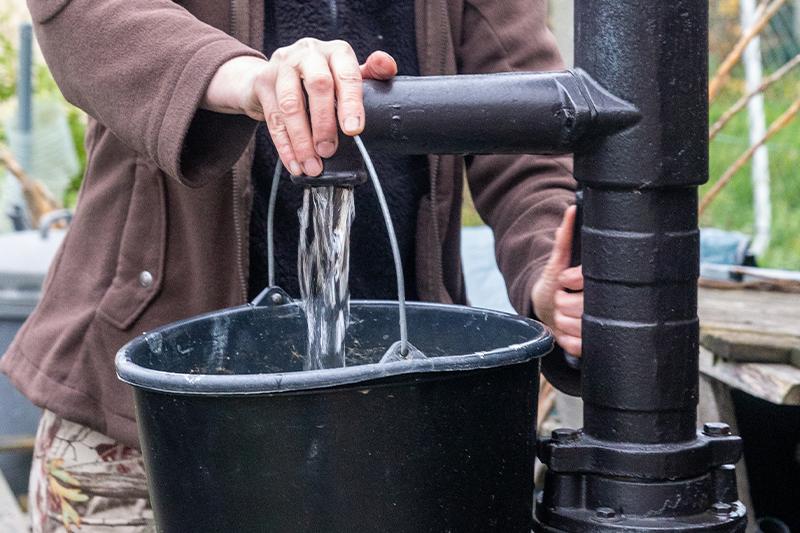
[29,410,155,533]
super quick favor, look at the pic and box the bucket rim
[115,300,553,396]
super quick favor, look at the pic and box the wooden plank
[0,436,35,454]
[700,329,796,364]
[700,277,800,293]
[699,287,800,365]
[792,348,800,368]
[699,347,800,405]
[0,469,26,533]
[699,287,800,338]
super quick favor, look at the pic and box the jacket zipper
[231,0,248,303]
[231,0,448,303]
[230,0,239,40]
[428,0,449,299]
[232,166,247,303]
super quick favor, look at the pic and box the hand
[531,206,584,356]
[202,40,398,176]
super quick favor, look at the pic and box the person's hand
[202,40,398,176]
[531,206,584,356]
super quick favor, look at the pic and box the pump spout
[290,134,368,188]
[359,70,639,155]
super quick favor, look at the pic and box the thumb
[359,51,398,80]
[543,205,576,277]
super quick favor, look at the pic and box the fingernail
[303,158,322,176]
[288,161,302,176]
[344,117,361,134]
[316,141,336,158]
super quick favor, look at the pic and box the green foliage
[0,11,87,208]
[461,182,484,227]
[0,12,16,146]
[63,106,86,207]
[462,68,800,270]
[0,27,14,102]
[703,0,800,269]
[31,58,88,207]
[704,69,800,270]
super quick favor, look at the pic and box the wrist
[202,56,269,115]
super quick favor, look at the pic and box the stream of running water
[297,186,355,370]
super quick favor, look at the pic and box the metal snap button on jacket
[138,271,154,289]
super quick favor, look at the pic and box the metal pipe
[535,1,747,530]
[577,0,705,447]
[6,23,34,231]
[361,70,639,155]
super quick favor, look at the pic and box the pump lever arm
[361,70,639,156]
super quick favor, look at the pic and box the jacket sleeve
[28,0,265,186]
[458,0,577,317]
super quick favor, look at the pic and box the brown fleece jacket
[2,0,574,447]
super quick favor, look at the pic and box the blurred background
[0,0,798,269]
[471,0,800,274]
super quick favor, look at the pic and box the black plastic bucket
[116,299,552,532]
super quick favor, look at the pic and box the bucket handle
[265,135,410,357]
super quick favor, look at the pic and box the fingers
[543,206,577,277]
[559,265,584,292]
[554,310,581,338]
[532,207,583,356]
[554,330,582,357]
[275,63,322,176]
[297,53,338,159]
[328,42,365,135]
[258,39,396,173]
[554,289,583,318]
[254,66,302,176]
[360,51,398,80]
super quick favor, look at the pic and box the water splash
[298,186,355,370]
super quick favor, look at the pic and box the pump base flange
[533,503,747,533]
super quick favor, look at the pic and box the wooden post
[740,0,772,257]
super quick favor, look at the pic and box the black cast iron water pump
[310,1,746,530]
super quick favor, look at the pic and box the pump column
[535,1,748,531]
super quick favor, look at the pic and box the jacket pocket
[28,0,72,23]
[97,159,167,330]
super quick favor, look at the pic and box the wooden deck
[699,287,800,404]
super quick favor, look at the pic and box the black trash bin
[116,299,552,533]
[0,229,64,495]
